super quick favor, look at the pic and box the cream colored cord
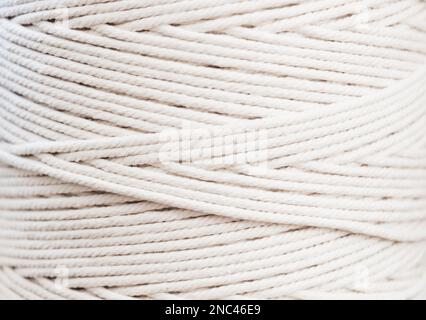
[0,0,425,300]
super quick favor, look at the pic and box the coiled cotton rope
[0,0,426,300]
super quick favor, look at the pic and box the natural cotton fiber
[0,0,426,300]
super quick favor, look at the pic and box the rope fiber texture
[0,0,426,300]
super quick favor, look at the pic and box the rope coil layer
[0,0,425,299]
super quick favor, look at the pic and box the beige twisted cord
[0,0,426,300]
